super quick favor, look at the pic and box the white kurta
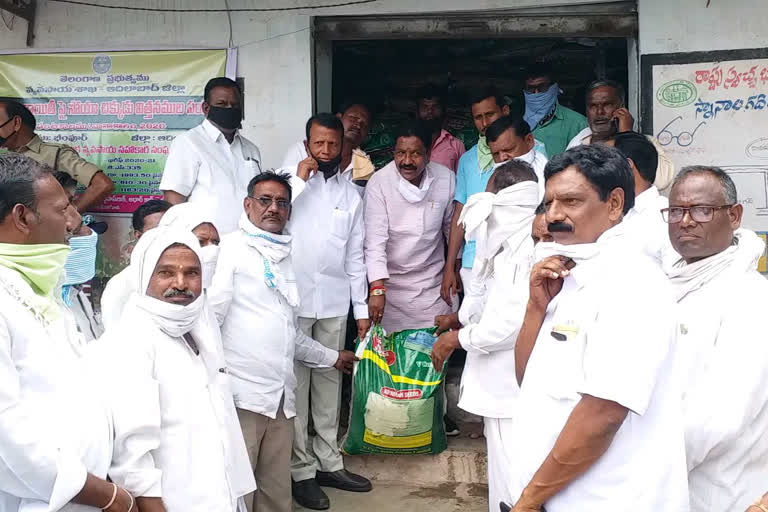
[160,120,262,234]
[0,266,113,512]
[99,266,133,329]
[98,299,255,512]
[505,224,689,512]
[457,236,532,419]
[285,169,369,320]
[673,234,768,512]
[208,230,339,420]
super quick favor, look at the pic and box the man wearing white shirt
[664,166,768,512]
[508,145,688,512]
[208,172,356,512]
[281,101,373,187]
[284,113,372,509]
[485,115,548,200]
[100,227,256,512]
[429,160,540,512]
[0,154,132,512]
[160,77,262,234]
[607,131,679,267]
[565,80,676,193]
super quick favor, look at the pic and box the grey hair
[586,79,626,106]
[673,165,738,204]
[0,153,52,222]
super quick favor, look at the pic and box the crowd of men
[1,63,768,512]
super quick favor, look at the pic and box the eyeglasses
[248,195,290,211]
[661,205,734,223]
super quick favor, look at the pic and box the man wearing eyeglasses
[606,132,679,267]
[664,166,768,512]
[208,171,358,512]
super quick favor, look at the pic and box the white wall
[638,0,768,54]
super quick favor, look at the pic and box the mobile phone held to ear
[611,117,619,133]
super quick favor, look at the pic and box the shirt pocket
[538,321,586,401]
[330,208,352,243]
[422,196,445,235]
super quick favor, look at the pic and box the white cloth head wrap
[459,180,539,273]
[128,226,205,337]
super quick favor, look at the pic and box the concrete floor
[295,482,489,512]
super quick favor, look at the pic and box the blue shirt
[454,144,495,269]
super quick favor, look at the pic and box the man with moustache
[505,145,688,512]
[160,77,262,234]
[566,80,676,194]
[664,166,768,512]
[364,121,455,333]
[282,101,374,187]
[442,85,510,303]
[284,113,371,509]
[100,227,255,512]
[531,202,553,245]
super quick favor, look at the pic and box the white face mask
[397,168,434,203]
[199,244,220,289]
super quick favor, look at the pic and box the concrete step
[343,435,488,485]
[295,482,489,512]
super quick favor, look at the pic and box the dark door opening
[330,37,629,167]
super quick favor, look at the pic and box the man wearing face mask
[159,202,221,289]
[365,121,455,333]
[55,171,107,342]
[160,77,262,235]
[523,63,587,157]
[281,101,375,189]
[416,85,465,173]
[283,113,372,509]
[0,99,115,213]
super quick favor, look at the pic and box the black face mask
[316,152,343,178]
[207,106,242,130]
[0,117,16,148]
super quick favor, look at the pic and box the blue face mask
[63,230,98,287]
[523,83,560,131]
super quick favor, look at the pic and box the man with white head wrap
[665,166,768,512]
[159,202,221,289]
[430,159,540,512]
[100,226,255,512]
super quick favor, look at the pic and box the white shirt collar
[201,118,239,144]
[633,186,660,214]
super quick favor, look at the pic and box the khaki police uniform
[14,134,101,187]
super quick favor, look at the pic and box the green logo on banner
[657,80,697,108]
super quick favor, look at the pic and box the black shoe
[445,416,460,437]
[316,469,372,492]
[292,478,330,510]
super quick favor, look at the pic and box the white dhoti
[484,417,514,512]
